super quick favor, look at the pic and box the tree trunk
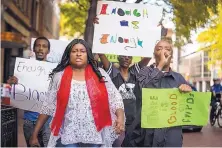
[84,0,127,48]
[84,0,97,48]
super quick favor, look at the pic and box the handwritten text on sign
[11,58,57,112]
[93,1,162,57]
[141,89,211,128]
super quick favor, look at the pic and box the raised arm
[137,48,172,87]
[138,57,152,68]
[98,54,111,71]
[137,66,164,88]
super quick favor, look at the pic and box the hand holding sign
[141,88,211,128]
[179,84,192,93]
[11,58,57,112]
[93,17,99,24]
[7,76,18,85]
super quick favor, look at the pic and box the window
[13,0,29,17]
[31,0,39,31]
[43,1,53,33]
[199,82,203,92]
[27,0,33,18]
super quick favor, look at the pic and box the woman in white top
[29,39,125,147]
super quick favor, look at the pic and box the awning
[1,32,27,48]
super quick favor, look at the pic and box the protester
[98,54,150,128]
[7,37,52,147]
[93,16,151,146]
[29,39,125,147]
[98,54,151,146]
[122,39,192,147]
[93,53,103,68]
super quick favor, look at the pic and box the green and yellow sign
[100,54,142,63]
[141,88,211,128]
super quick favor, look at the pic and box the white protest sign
[92,1,163,57]
[31,38,69,63]
[11,58,57,112]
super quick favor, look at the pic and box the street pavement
[17,109,222,147]
[183,125,222,147]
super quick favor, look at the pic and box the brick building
[1,0,60,146]
[1,0,60,83]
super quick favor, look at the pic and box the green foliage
[59,0,90,39]
[137,0,219,47]
[197,3,222,65]
[60,0,220,47]
[171,0,219,47]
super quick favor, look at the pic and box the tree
[197,2,222,65]
[59,0,90,39]
[60,0,220,47]
[84,0,98,47]
[172,0,218,47]
[134,0,219,47]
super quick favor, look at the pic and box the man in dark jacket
[123,39,192,147]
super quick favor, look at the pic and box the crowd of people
[6,34,197,147]
[5,14,222,148]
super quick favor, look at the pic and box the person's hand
[7,76,18,85]
[29,135,40,147]
[179,84,192,93]
[157,50,172,70]
[93,17,99,24]
[114,116,125,134]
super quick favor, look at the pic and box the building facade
[1,0,60,83]
[178,49,221,92]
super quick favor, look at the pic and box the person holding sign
[29,39,125,147]
[94,12,151,147]
[98,54,150,125]
[123,39,192,147]
[7,37,52,147]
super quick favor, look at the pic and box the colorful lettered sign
[93,1,162,57]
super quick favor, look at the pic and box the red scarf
[51,65,112,136]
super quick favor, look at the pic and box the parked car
[182,125,203,132]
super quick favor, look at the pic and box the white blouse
[40,68,124,147]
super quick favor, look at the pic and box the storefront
[1,31,27,147]
[1,32,27,83]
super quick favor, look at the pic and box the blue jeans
[56,139,101,147]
